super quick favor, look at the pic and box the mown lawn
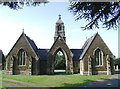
[54,70,65,72]
[0,70,2,88]
[2,74,111,87]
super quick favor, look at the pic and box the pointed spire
[54,15,66,42]
[56,14,63,24]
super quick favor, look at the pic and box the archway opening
[54,50,66,74]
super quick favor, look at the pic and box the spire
[54,15,66,42]
[56,14,63,24]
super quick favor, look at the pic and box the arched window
[94,48,103,66]
[18,49,26,65]
[57,24,61,31]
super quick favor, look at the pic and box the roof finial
[22,28,24,33]
[59,14,61,19]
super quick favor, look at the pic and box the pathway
[2,78,52,88]
[77,74,120,87]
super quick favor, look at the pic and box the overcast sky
[0,2,118,57]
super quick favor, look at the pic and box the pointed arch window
[94,48,103,66]
[18,49,26,65]
[57,24,61,31]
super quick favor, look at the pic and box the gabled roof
[6,32,24,58]
[80,33,98,59]
[25,34,38,56]
[37,48,83,60]
[25,34,50,60]
[6,32,39,59]
[70,49,83,60]
[36,49,49,60]
[7,32,111,61]
[49,35,67,52]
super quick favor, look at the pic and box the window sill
[95,65,103,67]
[18,65,26,67]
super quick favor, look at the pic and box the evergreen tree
[69,2,119,30]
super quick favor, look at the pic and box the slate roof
[37,49,49,60]
[18,32,98,60]
[25,34,49,60]
[26,36,38,51]
[80,33,98,59]
[25,34,84,60]
[70,49,83,60]
[25,34,39,57]
[25,32,97,60]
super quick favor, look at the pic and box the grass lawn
[115,69,120,71]
[54,70,65,72]
[0,70,2,88]
[2,74,111,87]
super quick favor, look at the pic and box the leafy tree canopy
[0,0,48,10]
[114,58,120,65]
[69,2,120,30]
[54,51,66,70]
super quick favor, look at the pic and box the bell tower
[54,15,66,42]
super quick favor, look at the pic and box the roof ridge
[80,33,98,59]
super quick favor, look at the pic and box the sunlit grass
[54,70,65,72]
[2,80,29,87]
[3,74,111,87]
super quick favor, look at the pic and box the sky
[0,2,118,58]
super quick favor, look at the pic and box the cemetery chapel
[6,15,114,75]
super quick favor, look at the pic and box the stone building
[0,50,5,70]
[6,15,114,75]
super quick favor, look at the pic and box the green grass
[0,84,8,88]
[3,74,111,87]
[115,69,120,71]
[2,80,29,87]
[54,70,65,72]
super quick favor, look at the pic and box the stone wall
[39,60,47,74]
[47,37,73,74]
[82,34,113,75]
[6,34,39,75]
[73,60,80,73]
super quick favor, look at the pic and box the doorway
[54,50,66,74]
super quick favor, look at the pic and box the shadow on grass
[1,79,92,89]
[52,79,92,89]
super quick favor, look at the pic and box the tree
[0,0,48,10]
[69,2,120,30]
[54,51,66,70]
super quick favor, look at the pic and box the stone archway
[47,47,73,74]
[54,48,67,74]
[47,35,74,74]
